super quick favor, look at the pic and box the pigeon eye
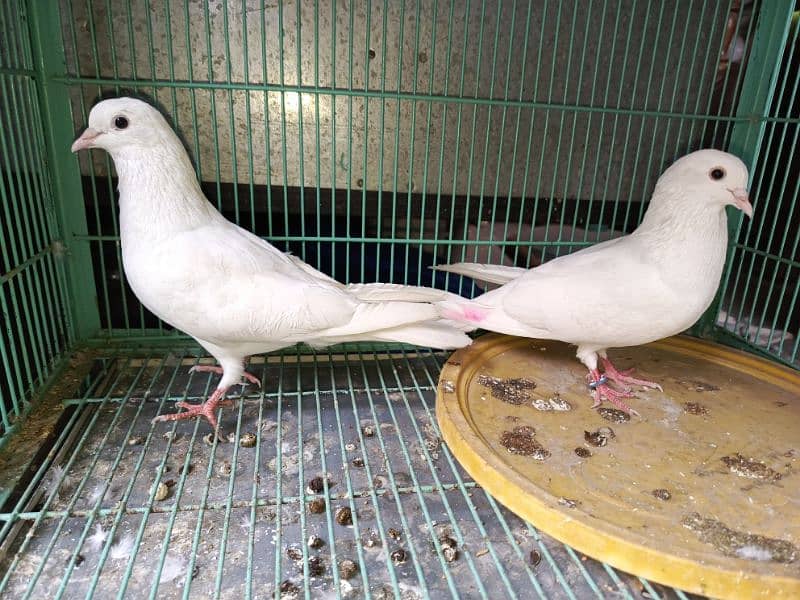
[114,116,129,130]
[709,167,726,181]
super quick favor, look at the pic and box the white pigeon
[71,97,472,429]
[434,149,752,413]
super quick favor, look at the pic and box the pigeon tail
[431,263,527,285]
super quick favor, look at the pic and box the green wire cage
[1,0,798,598]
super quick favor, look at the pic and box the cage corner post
[692,0,796,340]
[23,0,101,341]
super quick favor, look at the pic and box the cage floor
[0,346,694,599]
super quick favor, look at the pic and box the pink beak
[71,128,102,152]
[729,187,753,219]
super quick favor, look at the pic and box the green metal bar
[24,0,100,340]
[695,0,796,337]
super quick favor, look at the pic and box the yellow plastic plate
[436,334,800,599]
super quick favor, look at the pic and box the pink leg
[599,357,663,392]
[152,386,232,430]
[587,369,640,416]
[189,365,261,388]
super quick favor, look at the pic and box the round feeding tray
[436,334,800,599]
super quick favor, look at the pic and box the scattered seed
[307,555,325,576]
[597,407,630,423]
[127,436,144,446]
[154,482,170,502]
[309,498,326,514]
[239,433,257,448]
[390,549,407,564]
[683,401,710,416]
[529,549,542,567]
[652,489,671,501]
[335,507,353,526]
[338,559,359,580]
[574,447,592,458]
[308,535,325,549]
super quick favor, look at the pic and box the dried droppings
[390,548,408,564]
[73,554,85,567]
[127,436,144,446]
[308,535,325,549]
[154,482,170,502]
[499,426,550,460]
[531,395,572,412]
[307,476,326,494]
[584,427,615,447]
[682,512,797,563]
[338,559,359,580]
[477,375,537,405]
[202,433,217,446]
[372,475,387,488]
[361,423,376,437]
[721,453,782,481]
[441,380,455,393]
[597,407,630,423]
[684,402,710,416]
[558,497,578,509]
[335,507,353,526]
[652,489,671,501]
[388,528,402,541]
[352,457,365,468]
[309,498,326,514]
[239,433,257,448]
[361,529,381,549]
[344,442,356,452]
[446,359,461,366]
[286,546,303,561]
[226,432,237,443]
[440,536,459,562]
[680,379,720,392]
[574,447,592,458]
[279,580,300,599]
[307,555,325,576]
[217,461,232,477]
[529,549,542,567]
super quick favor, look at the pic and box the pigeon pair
[72,98,751,428]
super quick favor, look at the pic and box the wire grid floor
[0,346,695,599]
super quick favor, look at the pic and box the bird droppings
[499,426,551,460]
[154,481,170,501]
[597,407,630,423]
[307,555,325,576]
[307,476,329,494]
[308,498,326,514]
[286,545,302,560]
[682,512,798,563]
[477,375,537,404]
[683,401,710,416]
[441,380,455,393]
[558,497,578,509]
[574,447,592,458]
[439,536,460,562]
[279,580,300,599]
[338,559,359,579]
[388,528,402,541]
[335,507,353,526]
[238,432,257,447]
[217,461,232,477]
[361,529,382,549]
[352,457,365,467]
[202,433,217,446]
[361,422,376,437]
[679,379,720,392]
[308,535,325,549]
[344,442,356,452]
[529,550,542,567]
[584,427,615,447]
[390,548,408,564]
[652,488,671,501]
[531,394,572,411]
[127,435,144,446]
[720,453,782,481]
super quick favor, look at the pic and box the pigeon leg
[151,386,232,429]
[587,369,640,416]
[599,357,663,392]
[189,365,262,388]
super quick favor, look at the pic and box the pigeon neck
[114,145,219,241]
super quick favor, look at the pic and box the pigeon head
[658,149,752,218]
[71,97,179,157]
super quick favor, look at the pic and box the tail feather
[432,262,527,285]
[311,321,472,349]
[345,282,464,303]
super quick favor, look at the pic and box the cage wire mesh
[0,0,798,598]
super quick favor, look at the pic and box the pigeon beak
[71,128,102,152]
[728,187,753,219]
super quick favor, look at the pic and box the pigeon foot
[587,369,641,416]
[600,357,663,392]
[189,365,261,387]
[152,387,232,429]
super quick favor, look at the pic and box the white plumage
[72,97,471,428]
[434,149,752,412]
